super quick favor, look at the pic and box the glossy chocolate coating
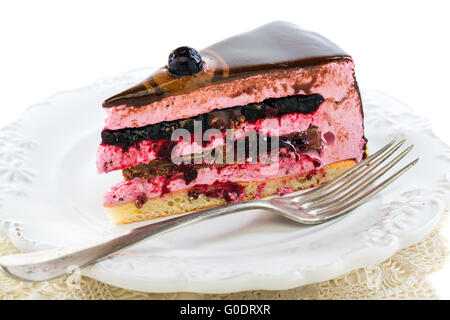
[103,21,351,108]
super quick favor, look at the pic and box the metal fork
[0,139,418,282]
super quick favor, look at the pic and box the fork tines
[284,139,419,223]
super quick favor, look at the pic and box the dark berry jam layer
[122,126,321,181]
[188,181,246,203]
[101,93,324,151]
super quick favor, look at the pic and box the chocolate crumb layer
[123,127,322,181]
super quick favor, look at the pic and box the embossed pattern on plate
[0,67,449,293]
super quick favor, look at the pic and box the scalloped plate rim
[0,67,449,293]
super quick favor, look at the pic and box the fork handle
[0,200,270,282]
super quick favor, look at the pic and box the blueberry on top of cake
[97,21,367,224]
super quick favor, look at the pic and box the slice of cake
[97,21,367,224]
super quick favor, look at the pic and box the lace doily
[1,212,447,300]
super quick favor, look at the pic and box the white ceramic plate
[0,67,449,293]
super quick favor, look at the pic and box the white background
[0,0,449,298]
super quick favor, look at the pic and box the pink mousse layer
[103,60,355,130]
[105,154,321,206]
[97,87,363,173]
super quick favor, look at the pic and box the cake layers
[106,160,357,224]
[102,59,353,130]
[98,21,366,224]
[101,64,365,209]
[97,60,360,173]
[103,84,365,208]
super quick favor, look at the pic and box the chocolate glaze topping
[103,21,350,108]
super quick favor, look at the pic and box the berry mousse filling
[122,126,322,181]
[104,152,325,207]
[98,88,365,174]
[188,182,246,203]
[101,93,324,151]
